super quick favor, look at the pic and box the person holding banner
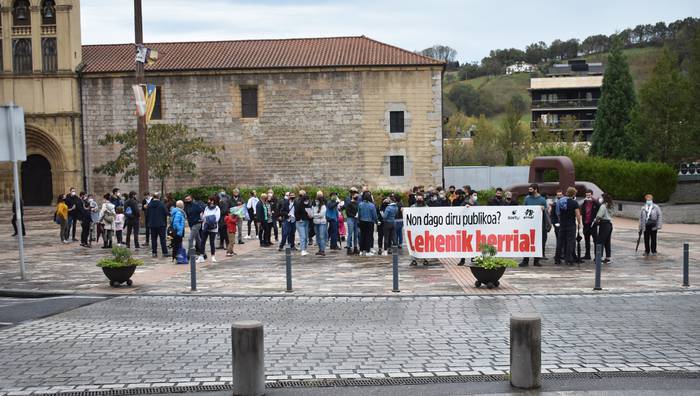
[519,184,549,267]
[382,196,399,255]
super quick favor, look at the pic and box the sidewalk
[0,208,698,296]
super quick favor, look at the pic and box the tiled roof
[81,36,443,73]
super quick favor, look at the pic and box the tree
[689,31,700,153]
[470,116,504,165]
[419,45,457,63]
[628,48,692,164]
[498,96,530,165]
[525,41,548,64]
[443,113,474,166]
[589,38,636,159]
[447,84,499,117]
[94,123,223,194]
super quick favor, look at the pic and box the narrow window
[241,86,258,118]
[390,155,404,176]
[390,111,404,133]
[151,86,162,120]
[41,0,56,25]
[13,38,32,74]
[42,37,57,72]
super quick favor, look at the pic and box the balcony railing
[531,120,595,130]
[531,98,598,109]
[41,25,57,35]
[12,26,31,36]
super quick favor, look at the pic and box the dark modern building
[529,60,604,141]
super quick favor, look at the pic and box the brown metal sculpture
[507,156,604,200]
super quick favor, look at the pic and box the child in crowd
[114,206,125,246]
[225,207,238,257]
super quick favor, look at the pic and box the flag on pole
[145,84,157,124]
[132,84,146,116]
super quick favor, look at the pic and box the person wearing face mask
[202,195,221,262]
[231,188,244,245]
[549,190,563,262]
[358,191,378,256]
[579,190,600,260]
[344,192,360,255]
[639,194,662,256]
[594,193,614,263]
[142,192,152,246]
[278,192,296,252]
[503,191,517,206]
[217,190,231,250]
[64,187,79,241]
[312,191,328,256]
[451,189,465,207]
[466,191,479,206]
[520,183,548,267]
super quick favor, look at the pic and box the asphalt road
[0,295,108,328]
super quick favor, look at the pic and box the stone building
[0,0,82,205]
[80,36,444,195]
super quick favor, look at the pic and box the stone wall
[81,67,443,195]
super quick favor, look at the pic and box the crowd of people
[37,183,664,265]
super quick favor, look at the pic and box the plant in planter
[96,246,144,287]
[470,243,518,289]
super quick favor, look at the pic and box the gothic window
[13,38,32,74]
[41,0,56,25]
[42,38,57,72]
[13,0,31,26]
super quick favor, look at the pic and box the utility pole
[134,0,148,196]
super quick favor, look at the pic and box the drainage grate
[19,371,700,396]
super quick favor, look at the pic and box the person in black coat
[146,193,168,257]
[11,197,25,237]
[125,191,141,249]
[79,193,92,247]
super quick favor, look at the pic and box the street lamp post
[134,0,148,197]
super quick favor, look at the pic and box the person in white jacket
[312,191,328,256]
[639,194,662,256]
[201,195,221,263]
[99,193,116,249]
[245,191,259,239]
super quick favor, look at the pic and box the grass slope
[444,47,664,119]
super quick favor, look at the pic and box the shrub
[97,246,144,268]
[531,147,676,202]
[173,186,410,205]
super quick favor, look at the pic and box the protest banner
[403,206,543,258]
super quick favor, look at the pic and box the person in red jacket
[224,208,238,257]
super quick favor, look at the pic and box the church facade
[0,0,444,204]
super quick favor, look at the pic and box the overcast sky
[82,0,699,63]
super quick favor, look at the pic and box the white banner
[403,206,543,258]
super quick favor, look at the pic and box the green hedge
[535,147,676,202]
[173,186,409,205]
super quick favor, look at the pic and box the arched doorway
[21,154,53,205]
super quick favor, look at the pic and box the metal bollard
[189,247,197,291]
[593,244,603,291]
[683,243,689,287]
[510,314,541,389]
[285,247,293,292]
[392,245,400,293]
[232,321,265,396]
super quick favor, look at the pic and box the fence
[444,166,529,191]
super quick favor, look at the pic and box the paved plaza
[0,207,697,295]
[0,292,698,393]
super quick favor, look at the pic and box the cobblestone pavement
[0,208,698,295]
[0,292,697,393]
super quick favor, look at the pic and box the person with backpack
[114,207,125,246]
[555,187,582,265]
[295,190,312,257]
[146,193,169,258]
[202,195,221,263]
[639,194,662,256]
[278,192,297,252]
[169,201,186,262]
[124,191,141,249]
[382,196,399,255]
[99,193,116,249]
[344,192,359,255]
[326,192,340,250]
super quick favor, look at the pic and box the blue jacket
[358,201,377,223]
[146,199,168,228]
[170,207,186,237]
[383,203,398,224]
[326,199,339,221]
